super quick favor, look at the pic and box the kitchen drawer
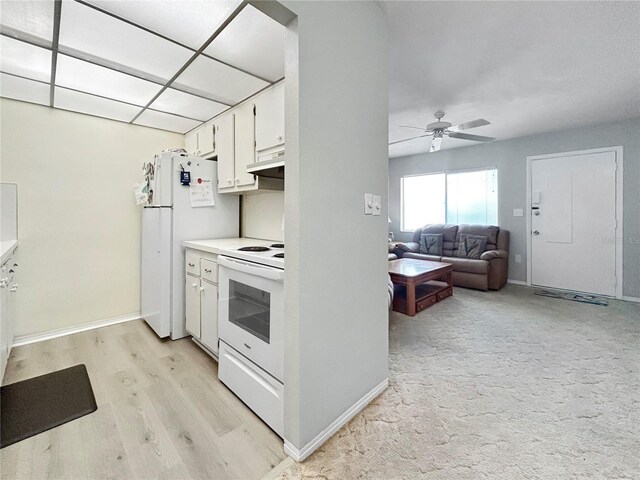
[218,341,283,437]
[201,259,218,283]
[185,250,200,276]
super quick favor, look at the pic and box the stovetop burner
[270,243,284,248]
[273,253,284,258]
[238,246,271,252]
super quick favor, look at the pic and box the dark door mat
[534,289,609,306]
[1,364,97,448]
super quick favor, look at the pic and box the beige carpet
[268,285,640,480]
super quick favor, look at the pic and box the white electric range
[216,240,285,437]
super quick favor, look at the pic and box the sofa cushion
[456,225,500,251]
[413,224,458,256]
[403,252,443,262]
[442,256,489,274]
[420,233,443,255]
[456,234,488,259]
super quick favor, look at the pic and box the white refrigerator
[141,151,239,339]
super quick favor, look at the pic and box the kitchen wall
[280,1,389,454]
[0,99,184,337]
[241,191,284,241]
[389,117,640,298]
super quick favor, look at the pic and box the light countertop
[182,237,277,255]
[0,240,18,265]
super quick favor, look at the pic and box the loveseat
[394,224,509,291]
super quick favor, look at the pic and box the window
[401,168,498,231]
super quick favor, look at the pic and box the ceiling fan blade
[450,119,490,131]
[430,136,442,152]
[448,131,495,142]
[399,125,427,131]
[389,134,431,146]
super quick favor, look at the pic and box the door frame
[526,146,624,298]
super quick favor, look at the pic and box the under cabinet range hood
[247,151,285,179]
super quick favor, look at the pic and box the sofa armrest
[396,241,420,253]
[480,249,508,261]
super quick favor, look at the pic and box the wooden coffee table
[388,259,453,316]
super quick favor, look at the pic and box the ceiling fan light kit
[392,111,496,152]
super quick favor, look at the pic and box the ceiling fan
[390,111,495,152]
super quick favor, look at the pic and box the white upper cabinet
[233,102,257,188]
[198,123,216,157]
[185,130,198,156]
[185,122,217,157]
[215,112,235,190]
[255,82,285,156]
[185,82,284,194]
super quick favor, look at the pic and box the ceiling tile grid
[0,72,50,106]
[0,0,283,133]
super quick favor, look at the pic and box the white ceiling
[0,0,284,134]
[383,1,640,158]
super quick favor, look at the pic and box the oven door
[218,255,284,381]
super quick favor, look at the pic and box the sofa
[394,224,509,291]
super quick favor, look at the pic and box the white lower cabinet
[184,249,219,355]
[0,252,17,381]
[185,275,202,338]
[200,281,218,352]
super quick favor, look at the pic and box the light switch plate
[364,193,373,215]
[513,208,524,217]
[372,194,381,216]
[515,254,522,263]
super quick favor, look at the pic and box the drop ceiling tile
[149,88,227,121]
[173,56,268,105]
[55,54,162,106]
[59,1,193,81]
[86,0,241,49]
[54,87,142,122]
[0,36,51,82]
[204,5,284,82]
[134,109,201,134]
[0,0,54,44]
[0,72,49,106]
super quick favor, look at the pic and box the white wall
[281,1,389,452]
[389,117,640,297]
[241,191,284,241]
[0,99,184,337]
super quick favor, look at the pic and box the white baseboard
[621,296,640,303]
[12,312,141,347]
[283,377,388,463]
[507,279,528,286]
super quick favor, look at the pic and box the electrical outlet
[515,254,522,263]
[513,208,524,217]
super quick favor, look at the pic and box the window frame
[400,166,499,233]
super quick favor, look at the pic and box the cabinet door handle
[199,287,205,292]
[204,269,212,273]
[192,283,198,288]
[188,263,195,267]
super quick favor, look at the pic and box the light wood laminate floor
[0,320,286,480]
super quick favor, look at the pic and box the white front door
[530,150,618,296]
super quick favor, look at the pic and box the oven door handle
[219,256,285,282]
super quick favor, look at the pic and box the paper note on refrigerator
[190,177,215,207]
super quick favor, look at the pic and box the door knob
[533,230,540,235]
